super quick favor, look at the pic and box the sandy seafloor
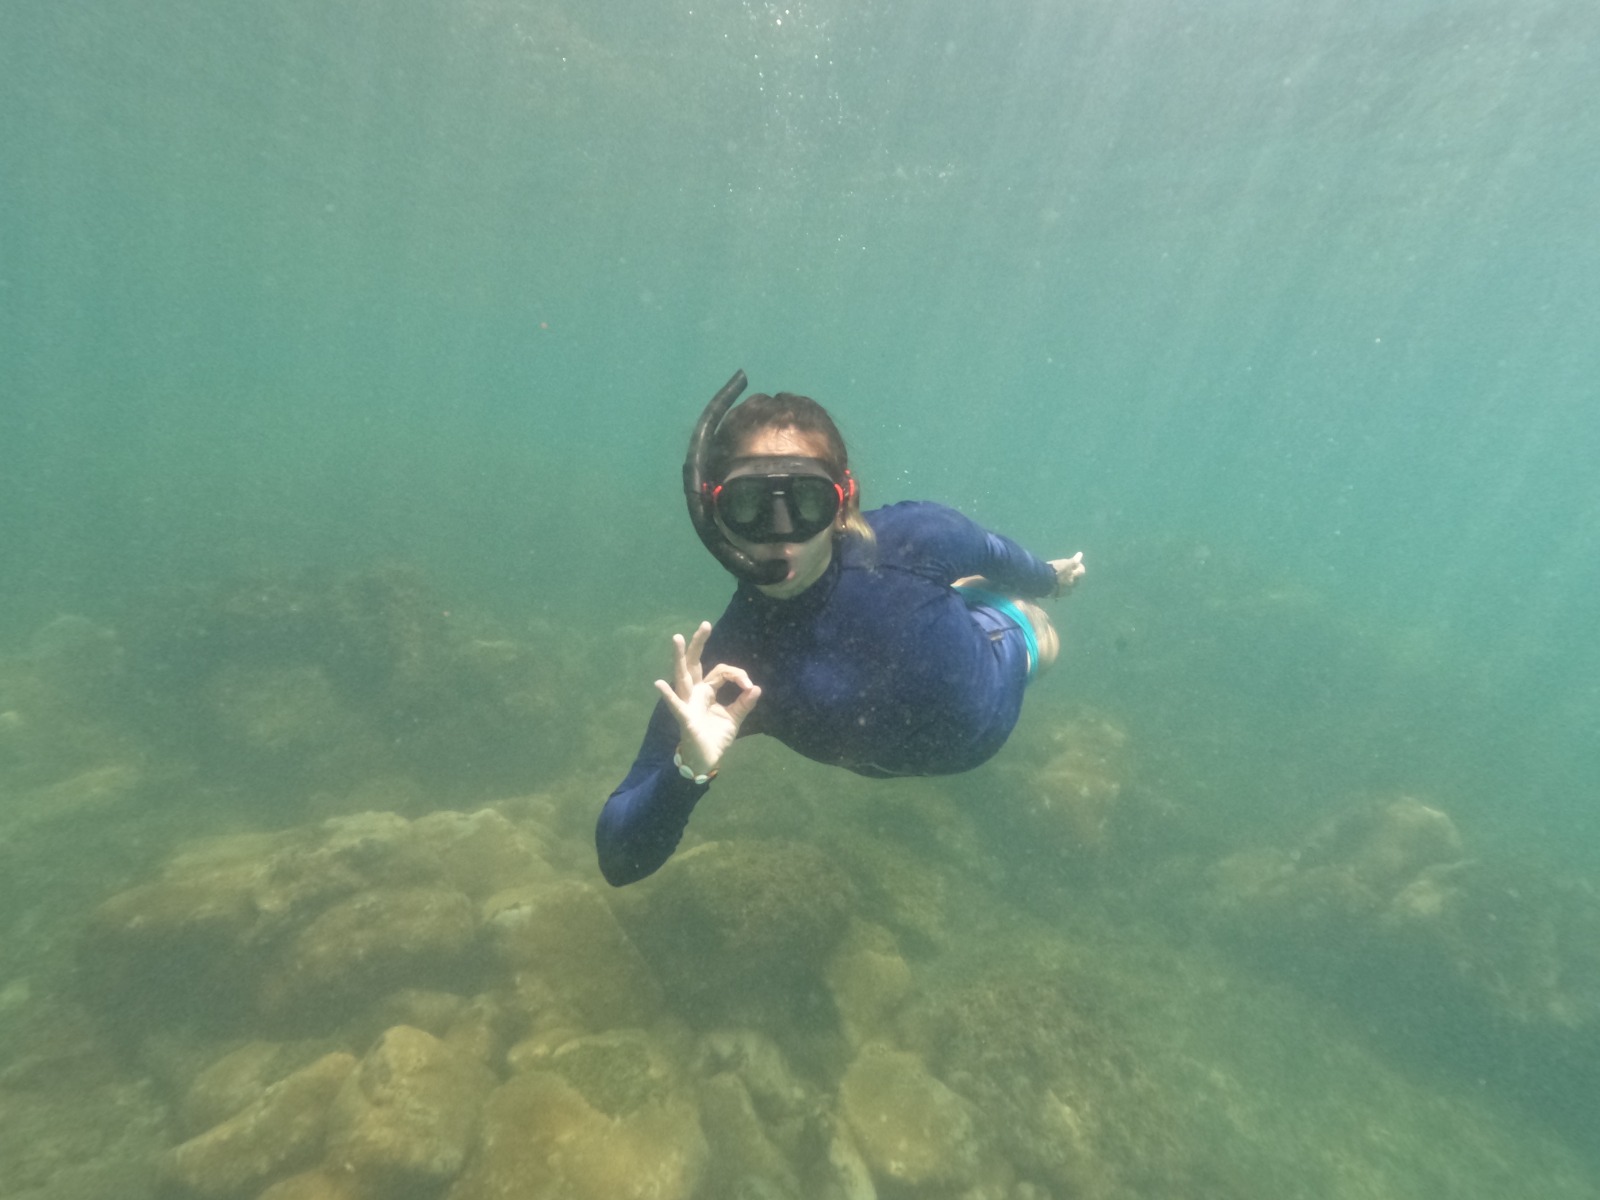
[0,560,1597,1200]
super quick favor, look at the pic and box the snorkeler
[596,371,1085,885]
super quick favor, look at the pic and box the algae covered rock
[825,921,914,1049]
[1004,714,1132,856]
[1202,794,1600,1140]
[324,1024,495,1191]
[79,832,286,1028]
[162,1050,355,1198]
[121,565,576,801]
[618,839,858,1025]
[837,1042,979,1190]
[203,660,383,784]
[258,885,478,1021]
[256,1169,367,1200]
[413,808,554,899]
[694,1028,813,1136]
[896,970,1134,1196]
[696,1070,805,1200]
[80,810,530,1034]
[1205,795,1469,972]
[179,1039,343,1137]
[484,878,664,1031]
[450,1067,708,1200]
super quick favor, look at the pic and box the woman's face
[719,426,843,599]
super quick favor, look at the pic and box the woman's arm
[595,700,707,886]
[595,621,762,886]
[895,502,1064,597]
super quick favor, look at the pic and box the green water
[3,1,1599,1197]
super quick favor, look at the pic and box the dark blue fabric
[595,501,1058,885]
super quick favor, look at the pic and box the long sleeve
[883,502,1058,597]
[972,526,1058,596]
[595,699,710,886]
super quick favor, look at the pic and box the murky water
[3,2,1598,1197]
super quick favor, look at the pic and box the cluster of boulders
[142,568,584,803]
[79,802,1134,1200]
[995,715,1131,858]
[1203,795,1600,1094]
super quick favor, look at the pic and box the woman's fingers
[653,678,690,723]
[667,633,689,695]
[725,682,762,725]
[702,664,761,726]
[668,622,715,695]
[701,662,754,692]
[686,621,712,683]
[1050,552,1086,592]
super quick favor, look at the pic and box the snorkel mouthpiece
[683,370,789,586]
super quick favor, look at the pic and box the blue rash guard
[596,501,1059,886]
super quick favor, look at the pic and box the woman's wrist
[673,744,718,785]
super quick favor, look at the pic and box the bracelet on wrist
[673,748,717,786]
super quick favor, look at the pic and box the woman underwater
[597,371,1086,885]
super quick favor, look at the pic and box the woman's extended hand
[1049,552,1086,595]
[654,621,762,776]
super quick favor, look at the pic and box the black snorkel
[683,369,790,586]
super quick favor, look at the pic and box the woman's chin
[756,571,804,598]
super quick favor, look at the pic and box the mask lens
[790,476,838,525]
[715,474,841,543]
[722,478,767,526]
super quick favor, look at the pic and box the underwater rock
[1298,794,1465,893]
[838,1042,979,1190]
[544,1028,682,1116]
[81,843,275,1027]
[890,968,1127,1197]
[1205,795,1468,962]
[1376,859,1600,1033]
[448,1067,707,1200]
[829,835,957,958]
[83,811,497,1033]
[255,1169,366,1200]
[283,810,449,895]
[815,1119,879,1200]
[15,763,146,827]
[204,661,382,777]
[1202,794,1600,1124]
[694,1029,813,1139]
[364,987,471,1041]
[0,668,142,798]
[1001,715,1131,858]
[0,1067,168,1200]
[696,1071,805,1200]
[1205,795,1469,965]
[324,1024,495,1191]
[483,879,664,1031]
[162,1050,355,1198]
[121,565,577,801]
[258,885,478,1021]
[442,990,523,1070]
[616,839,858,1026]
[179,1039,343,1137]
[504,1020,590,1076]
[412,808,554,899]
[825,921,914,1049]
